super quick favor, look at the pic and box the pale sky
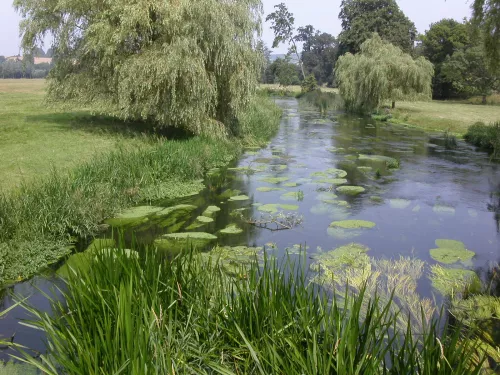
[0,0,473,56]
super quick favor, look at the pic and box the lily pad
[430,265,481,296]
[256,187,285,192]
[280,191,301,201]
[220,224,243,235]
[196,216,214,223]
[202,205,221,217]
[430,239,475,264]
[316,178,348,185]
[219,189,241,200]
[260,176,290,184]
[106,206,163,227]
[336,186,366,196]
[258,204,299,213]
[283,182,299,187]
[369,196,384,203]
[433,204,456,215]
[389,199,411,209]
[329,220,376,229]
[155,232,217,252]
[229,195,250,202]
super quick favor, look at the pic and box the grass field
[391,100,500,135]
[0,80,148,191]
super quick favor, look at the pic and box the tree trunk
[482,95,487,105]
[392,101,396,109]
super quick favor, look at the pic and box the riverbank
[0,80,282,284]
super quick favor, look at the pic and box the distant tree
[14,0,262,136]
[266,3,306,79]
[297,26,338,86]
[257,41,274,84]
[0,56,5,64]
[338,0,416,54]
[33,47,45,57]
[301,74,318,93]
[442,45,499,104]
[420,19,469,99]
[335,34,434,113]
[472,0,500,70]
[272,57,300,88]
[45,47,54,58]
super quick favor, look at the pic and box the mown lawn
[0,79,148,191]
[392,100,500,135]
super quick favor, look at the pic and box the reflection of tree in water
[488,184,500,232]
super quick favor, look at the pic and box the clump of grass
[13,247,485,374]
[0,96,281,283]
[444,130,458,150]
[464,121,500,158]
[386,158,401,169]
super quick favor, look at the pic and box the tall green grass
[14,247,484,375]
[464,121,500,158]
[0,97,281,283]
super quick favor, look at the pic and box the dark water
[1,97,499,359]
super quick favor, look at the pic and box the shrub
[464,122,500,157]
[301,74,318,93]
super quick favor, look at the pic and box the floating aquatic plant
[220,224,243,235]
[202,205,221,217]
[433,204,456,215]
[336,186,366,196]
[358,154,398,165]
[154,232,217,252]
[389,199,411,209]
[316,178,348,185]
[256,187,284,192]
[229,195,250,202]
[329,220,376,229]
[370,196,384,203]
[430,239,475,264]
[105,206,163,227]
[219,189,241,200]
[429,265,480,297]
[257,204,299,213]
[283,182,298,187]
[259,177,290,184]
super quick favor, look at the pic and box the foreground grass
[12,248,484,375]
[0,81,281,283]
[389,101,500,135]
[0,79,152,191]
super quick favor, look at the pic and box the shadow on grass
[24,111,193,140]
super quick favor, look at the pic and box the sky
[0,0,473,56]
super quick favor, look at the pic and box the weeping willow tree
[335,34,434,114]
[14,0,263,137]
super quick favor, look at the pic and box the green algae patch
[430,265,481,296]
[155,232,217,252]
[156,205,197,217]
[430,239,475,264]
[359,154,397,164]
[389,199,411,209]
[203,246,263,276]
[336,186,366,196]
[259,176,290,184]
[229,195,250,202]
[202,205,221,217]
[329,220,376,229]
[155,205,198,229]
[254,158,273,164]
[258,204,299,213]
[283,182,298,187]
[106,206,163,227]
[220,224,243,235]
[433,204,456,215]
[256,187,284,192]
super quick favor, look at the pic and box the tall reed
[14,247,484,374]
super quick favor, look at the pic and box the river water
[1,97,499,362]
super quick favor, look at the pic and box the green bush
[464,122,500,157]
[301,74,318,93]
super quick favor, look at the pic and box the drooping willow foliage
[335,33,434,114]
[14,0,263,136]
[473,0,500,71]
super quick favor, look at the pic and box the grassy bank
[383,101,500,135]
[0,80,153,191]
[14,247,483,374]
[0,82,282,283]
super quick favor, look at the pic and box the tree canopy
[335,34,434,113]
[14,0,263,137]
[472,0,500,70]
[419,19,470,99]
[338,0,416,54]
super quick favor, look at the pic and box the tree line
[262,0,499,104]
[0,47,53,79]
